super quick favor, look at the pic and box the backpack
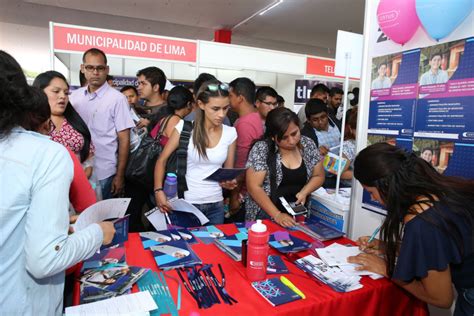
[125,115,192,198]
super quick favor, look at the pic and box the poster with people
[369,49,420,138]
[414,37,474,178]
[364,49,421,214]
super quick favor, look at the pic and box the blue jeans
[454,287,474,316]
[99,175,115,200]
[193,201,225,225]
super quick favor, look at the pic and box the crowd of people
[1,46,473,315]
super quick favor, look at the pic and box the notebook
[267,255,289,274]
[252,277,302,306]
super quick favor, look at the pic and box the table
[74,221,428,316]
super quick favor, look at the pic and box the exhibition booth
[49,22,359,112]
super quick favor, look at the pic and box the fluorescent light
[259,0,283,16]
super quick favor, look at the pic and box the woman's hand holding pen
[357,236,385,255]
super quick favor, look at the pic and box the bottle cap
[166,173,178,183]
[251,219,267,233]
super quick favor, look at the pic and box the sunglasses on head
[206,82,229,92]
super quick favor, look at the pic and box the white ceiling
[23,0,365,57]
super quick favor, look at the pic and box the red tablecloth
[74,221,428,316]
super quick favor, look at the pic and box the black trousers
[124,179,153,232]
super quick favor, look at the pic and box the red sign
[306,57,338,77]
[306,57,359,79]
[53,25,197,63]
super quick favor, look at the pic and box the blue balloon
[416,0,473,40]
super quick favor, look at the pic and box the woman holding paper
[245,107,325,227]
[154,80,237,225]
[0,51,115,315]
[348,143,474,316]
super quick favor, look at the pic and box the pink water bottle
[246,220,269,281]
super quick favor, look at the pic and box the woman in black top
[245,107,325,227]
[348,143,474,315]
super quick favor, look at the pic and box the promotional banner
[414,37,474,178]
[369,49,420,138]
[53,24,197,63]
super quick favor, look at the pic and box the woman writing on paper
[348,143,474,316]
[154,80,237,225]
[245,107,325,227]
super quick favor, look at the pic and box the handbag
[125,116,193,195]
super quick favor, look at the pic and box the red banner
[306,57,337,77]
[306,57,359,79]
[53,25,197,62]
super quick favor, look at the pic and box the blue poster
[369,49,420,137]
[414,38,474,178]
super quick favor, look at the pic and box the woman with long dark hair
[348,143,474,315]
[245,107,325,226]
[0,51,115,315]
[154,80,237,225]
[33,71,94,178]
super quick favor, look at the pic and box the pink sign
[53,25,197,62]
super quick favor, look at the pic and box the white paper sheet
[145,207,168,231]
[316,243,361,266]
[65,291,157,315]
[338,264,384,279]
[169,199,209,225]
[74,198,131,231]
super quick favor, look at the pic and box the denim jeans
[193,201,225,225]
[99,175,115,200]
[454,287,474,316]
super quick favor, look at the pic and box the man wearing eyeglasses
[70,48,135,200]
[255,86,279,124]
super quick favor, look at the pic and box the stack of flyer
[295,243,383,292]
[79,246,147,303]
[294,220,344,241]
[213,231,248,261]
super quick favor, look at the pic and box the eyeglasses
[206,83,229,92]
[259,100,278,107]
[84,65,107,72]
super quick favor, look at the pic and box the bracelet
[154,187,163,193]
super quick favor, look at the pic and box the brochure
[269,231,311,253]
[150,240,201,270]
[189,225,225,244]
[204,168,246,182]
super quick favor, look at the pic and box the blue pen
[368,225,381,244]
